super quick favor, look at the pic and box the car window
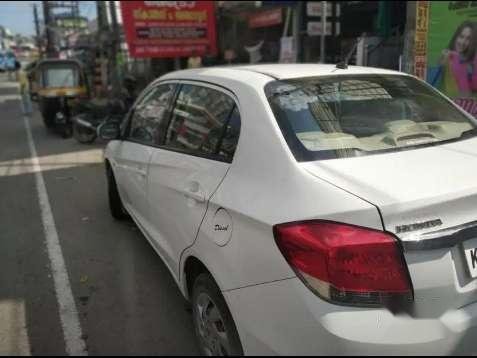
[266,75,477,161]
[164,84,240,161]
[128,83,175,145]
[217,106,241,162]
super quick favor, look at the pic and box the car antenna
[336,32,366,70]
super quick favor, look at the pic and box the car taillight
[274,220,413,307]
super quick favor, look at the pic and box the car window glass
[217,106,241,162]
[266,75,477,161]
[165,84,240,161]
[129,83,175,145]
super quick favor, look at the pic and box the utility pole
[72,1,80,35]
[47,1,82,58]
[293,2,304,63]
[96,1,109,96]
[109,1,121,91]
[33,4,43,58]
[320,1,327,63]
[96,1,108,33]
[42,1,55,57]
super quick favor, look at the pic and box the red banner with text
[120,1,217,58]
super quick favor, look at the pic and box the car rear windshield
[265,74,477,161]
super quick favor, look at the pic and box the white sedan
[100,64,477,355]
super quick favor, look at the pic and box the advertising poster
[426,1,477,116]
[120,1,217,58]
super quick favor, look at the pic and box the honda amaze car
[100,64,477,355]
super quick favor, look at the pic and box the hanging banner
[279,36,296,63]
[425,1,477,117]
[414,1,429,80]
[120,1,217,58]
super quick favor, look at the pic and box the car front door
[146,82,241,276]
[113,83,176,230]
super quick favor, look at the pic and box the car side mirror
[98,122,121,140]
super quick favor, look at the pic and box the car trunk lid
[302,137,477,316]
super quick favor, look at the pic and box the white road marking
[23,115,88,356]
[0,299,31,355]
[0,149,104,178]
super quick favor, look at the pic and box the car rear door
[113,83,177,229]
[146,82,241,276]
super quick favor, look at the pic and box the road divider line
[23,115,88,356]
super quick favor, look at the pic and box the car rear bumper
[223,277,477,355]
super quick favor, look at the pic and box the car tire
[107,165,129,220]
[192,273,244,356]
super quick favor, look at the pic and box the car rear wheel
[192,273,243,356]
[107,165,129,220]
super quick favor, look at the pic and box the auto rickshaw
[32,59,89,137]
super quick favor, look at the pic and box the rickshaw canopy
[35,59,88,98]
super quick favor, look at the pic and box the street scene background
[0,0,472,355]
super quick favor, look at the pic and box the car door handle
[184,181,206,203]
[121,165,146,177]
[136,169,147,177]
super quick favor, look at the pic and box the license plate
[464,246,477,278]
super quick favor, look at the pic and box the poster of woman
[426,2,477,117]
[431,21,477,97]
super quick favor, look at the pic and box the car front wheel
[192,273,243,356]
[106,164,129,220]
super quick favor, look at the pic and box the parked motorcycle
[72,76,138,144]
[72,99,127,144]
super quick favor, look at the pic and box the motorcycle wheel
[61,123,73,139]
[73,121,97,144]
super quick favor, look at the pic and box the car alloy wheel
[195,292,231,356]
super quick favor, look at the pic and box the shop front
[217,2,296,64]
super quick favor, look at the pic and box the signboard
[414,1,429,80]
[425,1,477,117]
[279,36,296,63]
[307,21,338,36]
[120,1,217,58]
[54,17,88,29]
[248,8,282,28]
[307,2,333,17]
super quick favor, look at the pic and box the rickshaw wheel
[61,124,73,139]
[42,113,55,129]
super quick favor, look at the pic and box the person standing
[6,53,16,81]
[187,50,202,69]
[19,68,32,115]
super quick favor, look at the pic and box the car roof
[159,63,407,84]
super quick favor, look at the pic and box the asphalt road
[0,74,200,355]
